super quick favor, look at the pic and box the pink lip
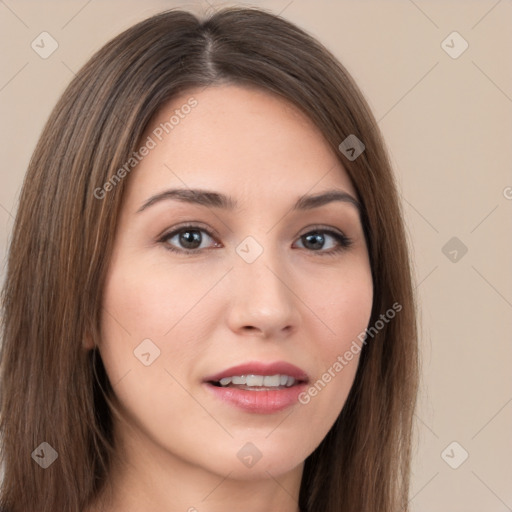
[203,361,309,414]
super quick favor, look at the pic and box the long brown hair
[0,6,418,512]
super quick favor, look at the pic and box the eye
[158,223,352,256]
[159,224,220,254]
[294,227,352,256]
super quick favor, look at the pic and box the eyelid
[157,221,220,242]
[296,223,346,239]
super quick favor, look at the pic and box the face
[95,84,373,482]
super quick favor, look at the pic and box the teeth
[263,375,281,387]
[245,375,263,386]
[216,374,298,388]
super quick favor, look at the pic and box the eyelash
[157,222,353,257]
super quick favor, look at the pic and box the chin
[202,437,309,481]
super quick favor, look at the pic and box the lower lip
[204,382,308,414]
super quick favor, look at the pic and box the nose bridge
[228,235,299,335]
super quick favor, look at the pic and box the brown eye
[159,224,220,254]
[294,228,352,256]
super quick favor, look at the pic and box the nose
[226,249,301,339]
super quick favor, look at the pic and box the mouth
[203,361,309,413]
[208,374,305,390]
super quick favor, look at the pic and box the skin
[86,84,373,512]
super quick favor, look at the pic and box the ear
[82,330,96,351]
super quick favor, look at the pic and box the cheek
[101,257,220,339]
[97,262,210,437]
[309,261,373,351]
[297,262,372,419]
[98,258,221,389]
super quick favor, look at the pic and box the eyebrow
[136,188,361,213]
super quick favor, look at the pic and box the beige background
[1,1,511,510]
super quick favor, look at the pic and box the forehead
[125,84,356,205]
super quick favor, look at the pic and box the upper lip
[204,361,309,383]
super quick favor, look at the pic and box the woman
[0,6,418,512]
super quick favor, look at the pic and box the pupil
[304,232,324,250]
[180,230,201,249]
